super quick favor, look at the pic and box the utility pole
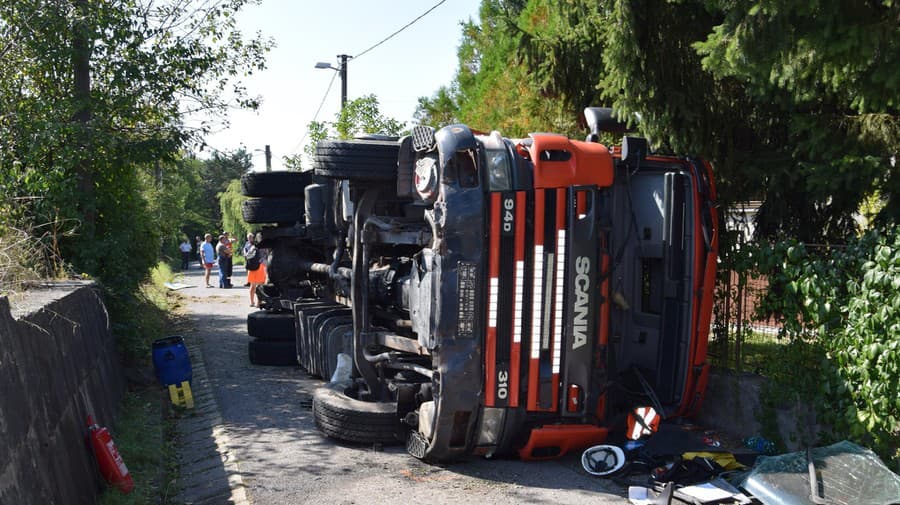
[338,54,350,109]
[316,54,352,109]
[264,145,272,172]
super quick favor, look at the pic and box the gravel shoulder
[174,264,630,505]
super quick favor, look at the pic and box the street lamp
[251,146,272,171]
[315,54,351,109]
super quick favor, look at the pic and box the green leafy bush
[754,229,899,465]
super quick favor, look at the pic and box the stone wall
[0,282,125,505]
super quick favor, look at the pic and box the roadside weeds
[99,262,191,505]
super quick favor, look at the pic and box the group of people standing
[183,232,268,307]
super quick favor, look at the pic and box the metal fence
[709,268,782,372]
[707,237,842,372]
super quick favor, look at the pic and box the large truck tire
[242,197,305,224]
[248,339,297,366]
[312,381,402,444]
[313,139,399,182]
[241,171,311,197]
[247,310,295,341]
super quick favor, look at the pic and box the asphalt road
[175,263,631,505]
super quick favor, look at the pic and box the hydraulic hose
[362,347,401,363]
[381,361,433,379]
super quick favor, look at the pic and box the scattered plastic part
[651,461,676,480]
[740,440,900,505]
[628,482,674,505]
[702,430,721,447]
[643,423,724,459]
[743,435,776,455]
[168,380,194,408]
[682,452,747,471]
[582,444,626,476]
[624,439,646,452]
[152,335,193,386]
[163,281,194,290]
[330,352,352,383]
[627,406,661,440]
[674,478,752,504]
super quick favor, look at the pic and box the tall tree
[0,0,271,292]
[332,94,404,139]
[455,0,579,136]
[693,0,900,233]
[454,0,898,242]
[414,2,574,137]
[414,85,460,128]
[303,95,404,161]
[598,0,780,238]
[199,149,253,229]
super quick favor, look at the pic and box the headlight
[486,148,511,191]
[476,407,505,445]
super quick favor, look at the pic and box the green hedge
[751,228,899,466]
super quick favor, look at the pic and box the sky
[202,0,483,171]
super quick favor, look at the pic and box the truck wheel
[248,339,297,366]
[247,311,295,341]
[313,381,402,444]
[241,171,311,197]
[242,197,304,224]
[313,139,399,182]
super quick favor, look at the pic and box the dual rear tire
[247,339,297,366]
[243,140,404,444]
[247,311,296,366]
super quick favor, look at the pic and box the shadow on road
[173,264,629,504]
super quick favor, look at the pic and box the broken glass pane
[740,441,900,505]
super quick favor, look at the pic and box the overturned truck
[241,108,719,463]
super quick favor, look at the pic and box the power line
[353,0,447,60]
[289,70,338,155]
[290,0,447,155]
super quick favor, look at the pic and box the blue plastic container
[152,335,192,386]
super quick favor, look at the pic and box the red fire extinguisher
[87,415,134,494]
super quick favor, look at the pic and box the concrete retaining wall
[697,368,817,451]
[0,282,125,505]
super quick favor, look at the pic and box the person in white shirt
[179,238,192,270]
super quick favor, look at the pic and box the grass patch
[98,389,177,505]
[709,329,788,373]
[99,261,189,504]
[739,337,786,373]
[109,262,183,365]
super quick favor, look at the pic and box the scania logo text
[572,256,590,349]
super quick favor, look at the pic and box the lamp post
[252,146,272,171]
[315,54,351,109]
